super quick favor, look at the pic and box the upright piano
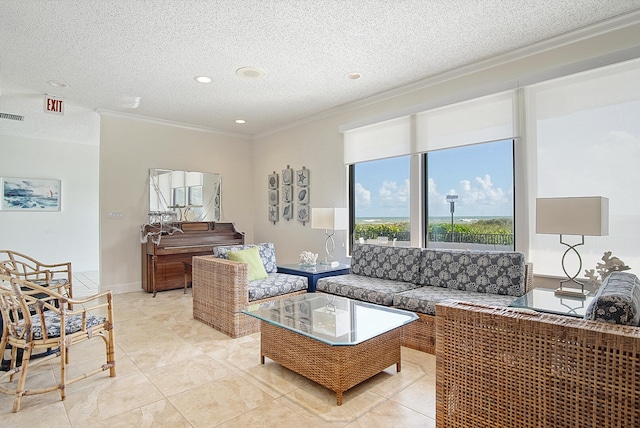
[142,222,244,296]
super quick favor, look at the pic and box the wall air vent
[0,112,24,121]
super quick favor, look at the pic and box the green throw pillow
[228,247,269,281]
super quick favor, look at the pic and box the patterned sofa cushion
[248,273,307,302]
[419,249,526,297]
[316,273,422,306]
[584,272,640,326]
[350,243,422,284]
[393,286,520,316]
[214,242,277,273]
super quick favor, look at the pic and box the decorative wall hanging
[1,177,61,211]
[295,166,310,225]
[296,168,309,187]
[296,187,309,204]
[282,185,293,202]
[282,167,293,185]
[282,202,293,220]
[297,205,309,224]
[268,171,279,224]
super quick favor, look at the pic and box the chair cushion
[393,286,520,315]
[316,273,422,306]
[227,247,269,281]
[248,273,307,301]
[584,272,640,326]
[18,312,106,340]
[420,249,526,297]
[214,242,277,273]
[350,243,422,284]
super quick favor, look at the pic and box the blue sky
[354,140,514,218]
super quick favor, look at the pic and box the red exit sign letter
[44,95,64,115]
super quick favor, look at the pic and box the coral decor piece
[584,251,631,287]
[299,251,318,266]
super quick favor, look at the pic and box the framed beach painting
[1,177,61,211]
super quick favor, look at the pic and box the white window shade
[343,116,411,164]
[415,91,516,152]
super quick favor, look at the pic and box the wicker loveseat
[317,243,531,353]
[435,300,640,427]
[192,242,308,338]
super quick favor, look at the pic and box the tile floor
[0,273,437,427]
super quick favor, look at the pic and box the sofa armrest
[192,255,250,311]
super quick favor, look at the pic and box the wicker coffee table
[242,294,417,405]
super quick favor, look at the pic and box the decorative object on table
[1,177,61,211]
[584,251,631,287]
[299,251,318,266]
[536,196,609,298]
[311,207,348,267]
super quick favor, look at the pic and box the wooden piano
[142,222,244,296]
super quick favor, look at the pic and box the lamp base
[320,261,340,268]
[554,287,589,299]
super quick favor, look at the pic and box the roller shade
[343,116,411,164]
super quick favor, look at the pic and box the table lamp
[536,196,609,298]
[311,208,348,267]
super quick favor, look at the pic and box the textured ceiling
[1,0,640,143]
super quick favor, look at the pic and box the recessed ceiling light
[346,72,361,80]
[235,119,246,124]
[47,80,69,88]
[194,75,212,84]
[236,67,266,80]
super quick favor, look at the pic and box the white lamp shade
[311,208,348,231]
[536,197,609,236]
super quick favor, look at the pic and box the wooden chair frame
[0,275,115,412]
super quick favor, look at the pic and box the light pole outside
[446,194,458,240]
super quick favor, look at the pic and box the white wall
[0,134,99,271]
[99,114,254,293]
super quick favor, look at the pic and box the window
[425,140,515,250]
[350,156,410,246]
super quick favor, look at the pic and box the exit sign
[44,95,64,115]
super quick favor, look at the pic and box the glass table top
[510,288,594,318]
[242,294,417,346]
[277,263,350,274]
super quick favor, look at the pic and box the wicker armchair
[435,301,640,428]
[0,274,115,412]
[0,250,73,307]
[192,255,307,338]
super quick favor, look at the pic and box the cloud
[355,182,371,208]
[429,174,511,216]
[378,179,409,207]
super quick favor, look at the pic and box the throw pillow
[228,247,269,281]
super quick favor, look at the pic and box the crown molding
[96,109,251,140]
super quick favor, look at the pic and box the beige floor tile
[126,338,204,372]
[1,400,71,428]
[218,399,346,428]
[345,399,436,428]
[168,376,276,427]
[91,399,192,428]
[390,375,436,418]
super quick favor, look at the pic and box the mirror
[149,168,221,222]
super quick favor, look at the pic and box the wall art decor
[1,177,61,211]
[297,204,309,224]
[268,189,278,206]
[282,202,293,220]
[282,185,293,202]
[268,172,278,189]
[269,205,279,223]
[296,168,309,187]
[282,166,293,185]
[296,187,309,204]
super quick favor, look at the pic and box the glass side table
[277,263,350,292]
[510,288,595,318]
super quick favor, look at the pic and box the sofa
[316,243,531,353]
[192,242,308,338]
[435,271,640,428]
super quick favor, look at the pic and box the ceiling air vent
[0,112,24,121]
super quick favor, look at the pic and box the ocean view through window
[425,140,515,250]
